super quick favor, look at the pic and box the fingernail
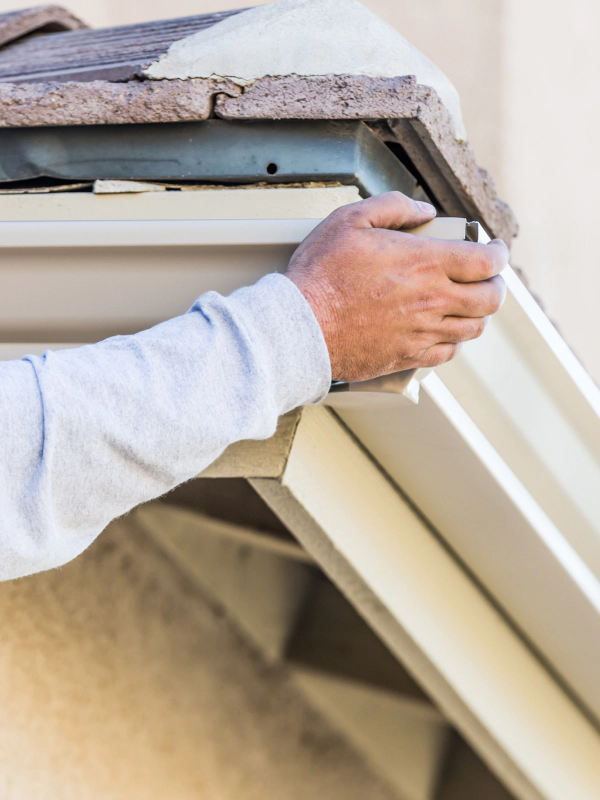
[417,201,436,215]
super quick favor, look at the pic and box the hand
[286,191,508,383]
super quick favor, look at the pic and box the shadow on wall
[0,518,398,800]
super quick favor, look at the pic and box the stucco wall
[0,516,397,799]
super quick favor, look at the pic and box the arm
[0,274,330,580]
[0,193,506,581]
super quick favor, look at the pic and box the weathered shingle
[0,5,87,49]
[0,9,246,83]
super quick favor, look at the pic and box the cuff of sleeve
[227,273,332,413]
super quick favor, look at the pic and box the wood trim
[199,409,303,480]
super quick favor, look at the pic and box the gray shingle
[0,5,87,49]
[0,9,246,83]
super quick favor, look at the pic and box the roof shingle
[0,9,245,83]
[0,5,87,49]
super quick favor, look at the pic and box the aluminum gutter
[4,190,600,737]
[0,218,321,248]
[333,218,600,726]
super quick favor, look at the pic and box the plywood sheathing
[0,5,87,49]
[0,74,516,244]
[0,78,240,126]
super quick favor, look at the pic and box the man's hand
[286,191,508,383]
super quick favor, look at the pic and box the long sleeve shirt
[0,273,331,581]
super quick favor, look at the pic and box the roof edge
[216,75,518,244]
[0,74,517,244]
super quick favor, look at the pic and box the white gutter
[253,404,600,800]
[3,193,600,735]
[333,218,600,725]
[0,218,321,248]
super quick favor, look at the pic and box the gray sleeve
[0,273,331,581]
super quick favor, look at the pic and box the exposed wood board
[0,6,87,49]
[0,10,246,83]
[200,409,302,480]
[134,501,314,661]
[377,119,470,219]
[293,667,450,800]
[0,182,91,194]
[252,405,600,800]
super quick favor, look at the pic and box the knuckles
[471,317,488,340]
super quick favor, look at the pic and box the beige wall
[0,516,397,799]
[502,0,600,378]
[1,0,598,371]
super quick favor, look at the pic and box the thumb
[351,191,437,231]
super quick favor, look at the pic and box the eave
[0,75,516,245]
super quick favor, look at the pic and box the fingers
[345,191,437,232]
[444,275,506,317]
[422,342,463,368]
[437,316,489,344]
[412,236,509,282]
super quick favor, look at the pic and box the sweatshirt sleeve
[0,273,331,581]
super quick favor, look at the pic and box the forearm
[0,273,330,581]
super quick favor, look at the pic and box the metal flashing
[0,120,418,199]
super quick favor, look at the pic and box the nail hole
[266,162,278,175]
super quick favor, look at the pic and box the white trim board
[0,188,353,341]
[335,217,600,726]
[0,219,322,248]
[252,406,600,800]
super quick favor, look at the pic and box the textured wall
[0,517,397,800]
[502,0,600,380]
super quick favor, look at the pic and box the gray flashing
[0,120,419,199]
